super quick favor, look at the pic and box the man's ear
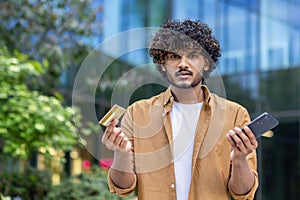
[204,64,209,71]
[161,64,166,71]
[204,59,209,71]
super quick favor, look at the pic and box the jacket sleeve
[107,172,137,197]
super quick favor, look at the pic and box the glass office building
[76,0,299,199]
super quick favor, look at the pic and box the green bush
[0,167,52,200]
[0,166,137,200]
[0,46,83,160]
[45,167,136,200]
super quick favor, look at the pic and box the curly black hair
[149,19,221,79]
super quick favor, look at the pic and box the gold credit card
[99,104,126,127]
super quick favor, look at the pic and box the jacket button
[171,184,175,189]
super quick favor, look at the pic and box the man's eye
[168,53,180,59]
[188,53,198,58]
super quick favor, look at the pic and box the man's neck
[171,84,204,104]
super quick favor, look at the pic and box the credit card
[98,104,126,127]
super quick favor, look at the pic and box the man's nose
[178,56,189,68]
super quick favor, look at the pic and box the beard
[165,68,202,89]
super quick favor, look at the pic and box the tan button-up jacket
[108,85,258,200]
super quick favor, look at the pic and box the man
[101,19,258,200]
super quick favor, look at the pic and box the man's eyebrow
[187,50,201,54]
[167,52,181,56]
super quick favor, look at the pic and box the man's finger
[229,130,245,149]
[234,127,251,148]
[242,126,258,148]
[226,131,241,150]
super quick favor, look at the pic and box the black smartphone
[242,112,279,138]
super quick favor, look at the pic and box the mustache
[175,68,193,76]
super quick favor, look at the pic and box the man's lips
[175,70,193,78]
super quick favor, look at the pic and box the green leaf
[29,60,44,74]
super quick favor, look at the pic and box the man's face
[163,49,207,89]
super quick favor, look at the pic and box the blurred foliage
[45,166,137,200]
[0,46,83,160]
[0,166,137,200]
[0,166,52,200]
[0,0,102,95]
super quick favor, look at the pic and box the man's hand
[101,119,132,153]
[226,126,258,161]
[226,126,258,195]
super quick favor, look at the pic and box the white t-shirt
[170,101,202,200]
